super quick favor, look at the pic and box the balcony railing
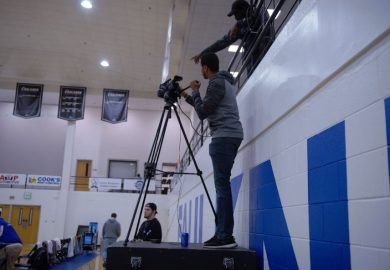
[228,0,301,90]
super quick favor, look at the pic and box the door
[10,205,40,244]
[76,159,92,191]
[0,204,10,222]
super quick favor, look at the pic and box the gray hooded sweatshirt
[102,218,121,239]
[186,71,243,139]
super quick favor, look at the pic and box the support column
[55,121,76,237]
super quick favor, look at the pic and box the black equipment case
[107,241,257,270]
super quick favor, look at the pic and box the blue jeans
[209,137,242,240]
[102,238,116,261]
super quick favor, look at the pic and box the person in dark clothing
[182,53,243,249]
[102,213,121,265]
[191,0,273,75]
[136,203,162,242]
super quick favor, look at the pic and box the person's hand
[191,54,201,64]
[190,80,201,91]
[229,24,240,40]
[180,90,189,99]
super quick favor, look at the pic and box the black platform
[107,241,257,270]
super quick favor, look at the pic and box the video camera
[157,75,183,104]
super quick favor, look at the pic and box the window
[108,160,137,178]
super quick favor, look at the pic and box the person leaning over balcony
[182,53,243,249]
[0,210,23,270]
[191,0,272,75]
[102,212,121,266]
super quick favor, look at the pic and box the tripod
[123,100,217,246]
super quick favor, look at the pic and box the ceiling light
[100,60,110,67]
[267,9,281,19]
[230,72,239,78]
[81,0,92,9]
[228,45,244,53]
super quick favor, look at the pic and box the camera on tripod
[157,75,183,104]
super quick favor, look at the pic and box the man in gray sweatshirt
[182,53,243,249]
[102,213,121,265]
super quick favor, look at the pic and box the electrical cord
[177,101,211,138]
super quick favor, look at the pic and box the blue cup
[180,233,189,247]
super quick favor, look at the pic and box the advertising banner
[0,173,26,187]
[58,86,86,120]
[123,178,155,191]
[26,175,61,189]
[89,178,122,192]
[101,89,129,123]
[13,83,44,118]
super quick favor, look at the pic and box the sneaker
[204,235,217,244]
[203,236,237,249]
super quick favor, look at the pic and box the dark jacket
[186,71,243,139]
[136,218,162,241]
[199,6,271,60]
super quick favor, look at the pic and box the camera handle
[123,103,217,246]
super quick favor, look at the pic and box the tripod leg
[173,106,217,225]
[133,110,171,240]
[124,107,167,246]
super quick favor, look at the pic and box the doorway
[76,159,92,191]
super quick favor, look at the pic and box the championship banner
[0,173,26,187]
[89,177,122,192]
[26,174,61,189]
[13,83,44,118]
[101,89,129,123]
[58,86,86,120]
[123,178,156,191]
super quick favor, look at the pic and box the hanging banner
[101,89,129,123]
[26,174,61,189]
[13,83,44,118]
[58,86,87,120]
[0,173,26,187]
[89,177,122,192]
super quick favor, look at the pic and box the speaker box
[107,241,258,270]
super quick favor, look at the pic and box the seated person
[0,211,23,270]
[135,203,162,242]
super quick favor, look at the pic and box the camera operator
[182,53,243,249]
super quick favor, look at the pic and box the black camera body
[157,75,183,104]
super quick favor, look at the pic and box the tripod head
[157,75,183,104]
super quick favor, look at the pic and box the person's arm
[192,78,225,120]
[191,30,239,63]
[136,222,145,240]
[116,222,121,238]
[150,220,162,240]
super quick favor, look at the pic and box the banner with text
[58,86,87,120]
[89,178,122,192]
[101,89,129,123]
[26,175,61,189]
[123,178,155,191]
[13,83,44,118]
[0,173,26,187]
